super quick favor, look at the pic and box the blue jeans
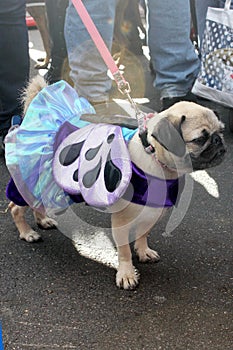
[146,0,200,99]
[64,0,117,103]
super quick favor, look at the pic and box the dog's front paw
[36,216,57,230]
[116,263,140,290]
[135,247,160,263]
[20,230,42,243]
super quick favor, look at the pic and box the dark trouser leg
[45,0,69,83]
[0,22,29,131]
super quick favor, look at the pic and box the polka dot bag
[192,0,233,107]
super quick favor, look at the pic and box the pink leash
[71,0,148,134]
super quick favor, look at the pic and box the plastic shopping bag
[192,0,233,107]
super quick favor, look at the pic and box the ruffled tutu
[5,80,95,212]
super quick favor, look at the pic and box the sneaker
[82,100,140,129]
[161,91,198,111]
[94,99,153,117]
[83,95,156,129]
[92,100,130,117]
[44,65,62,85]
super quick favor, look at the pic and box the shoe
[44,65,62,85]
[93,99,153,116]
[161,91,198,111]
[92,100,130,117]
[81,100,139,129]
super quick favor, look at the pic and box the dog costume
[5,81,184,213]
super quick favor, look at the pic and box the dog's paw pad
[136,248,160,263]
[116,267,140,290]
[37,217,57,230]
[20,230,42,243]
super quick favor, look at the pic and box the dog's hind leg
[8,202,42,242]
[33,210,57,230]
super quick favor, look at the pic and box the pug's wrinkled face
[184,120,225,170]
[148,101,226,172]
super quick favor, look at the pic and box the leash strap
[71,0,148,135]
[71,0,129,93]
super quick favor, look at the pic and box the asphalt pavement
[0,29,232,350]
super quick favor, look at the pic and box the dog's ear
[151,115,186,157]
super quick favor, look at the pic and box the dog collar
[139,129,178,173]
[139,129,155,154]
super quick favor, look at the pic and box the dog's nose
[217,147,226,157]
[211,133,222,145]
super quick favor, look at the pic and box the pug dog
[6,78,226,290]
[111,101,226,289]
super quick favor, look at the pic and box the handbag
[192,0,233,108]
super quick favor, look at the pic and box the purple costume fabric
[125,163,184,207]
[6,163,184,208]
[6,178,28,206]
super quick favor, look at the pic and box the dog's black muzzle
[190,133,226,170]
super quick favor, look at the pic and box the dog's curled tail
[22,75,47,115]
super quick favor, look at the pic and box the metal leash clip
[113,71,147,135]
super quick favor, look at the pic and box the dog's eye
[191,136,208,146]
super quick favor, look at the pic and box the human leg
[0,0,29,142]
[45,0,69,83]
[64,0,117,103]
[146,0,200,102]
